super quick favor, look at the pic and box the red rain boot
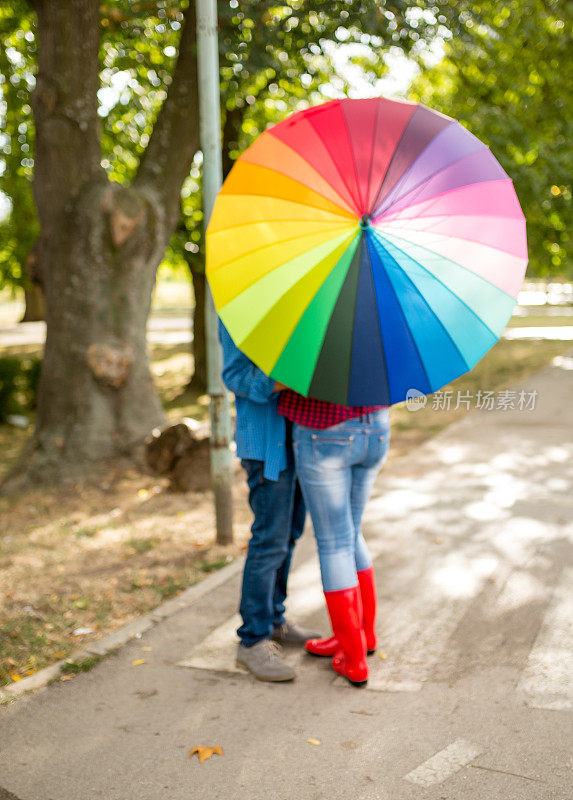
[358,565,377,654]
[305,566,378,657]
[324,586,368,686]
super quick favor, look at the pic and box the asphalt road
[0,353,571,799]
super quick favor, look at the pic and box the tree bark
[6,0,200,488]
[21,284,45,323]
[21,242,45,322]
[221,106,243,180]
[188,261,207,393]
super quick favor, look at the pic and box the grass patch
[74,527,96,539]
[125,537,158,555]
[60,654,102,675]
[153,576,184,600]
[0,609,76,686]
[198,556,232,574]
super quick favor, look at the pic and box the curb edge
[2,556,245,701]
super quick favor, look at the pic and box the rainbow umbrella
[206,98,527,405]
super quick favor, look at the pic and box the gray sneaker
[236,639,296,682]
[271,619,322,647]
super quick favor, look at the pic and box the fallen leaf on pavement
[307,739,321,746]
[189,745,223,764]
[378,652,388,659]
[9,673,22,682]
[132,659,146,666]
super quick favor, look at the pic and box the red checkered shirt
[277,389,386,429]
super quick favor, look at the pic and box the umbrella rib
[372,144,489,219]
[362,236,392,403]
[375,227,523,304]
[367,108,453,216]
[338,240,362,406]
[245,133,358,216]
[225,162,357,220]
[222,232,356,324]
[308,238,364,405]
[300,106,363,217]
[340,100,366,213]
[235,232,358,373]
[209,211,355,235]
[269,234,360,396]
[373,179,520,224]
[209,223,357,274]
[377,216,526,258]
[371,229,502,341]
[364,99,384,219]
[365,232,434,396]
[371,232,476,369]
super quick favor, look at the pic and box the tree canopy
[410,0,572,277]
[1,0,466,296]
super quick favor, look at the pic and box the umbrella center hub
[359,215,371,230]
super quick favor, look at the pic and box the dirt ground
[0,442,256,686]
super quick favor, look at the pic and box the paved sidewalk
[0,353,572,800]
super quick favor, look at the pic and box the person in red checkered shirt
[278,386,390,687]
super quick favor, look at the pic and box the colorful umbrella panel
[207,98,527,405]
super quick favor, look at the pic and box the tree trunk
[5,0,200,488]
[188,263,207,393]
[21,242,45,322]
[222,106,243,179]
[28,182,166,474]
[21,284,45,323]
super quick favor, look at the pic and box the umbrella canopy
[206,98,527,405]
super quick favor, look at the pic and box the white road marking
[403,739,482,786]
[178,473,569,698]
[364,548,499,689]
[178,614,243,673]
[502,326,573,340]
[177,557,324,673]
[177,522,498,685]
[518,567,573,710]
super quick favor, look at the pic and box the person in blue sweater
[219,322,320,681]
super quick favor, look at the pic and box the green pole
[196,0,234,544]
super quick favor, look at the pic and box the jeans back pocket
[312,433,355,470]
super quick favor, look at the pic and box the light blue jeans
[293,409,391,592]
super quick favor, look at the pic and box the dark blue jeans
[238,437,306,646]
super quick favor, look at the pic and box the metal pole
[196,0,234,544]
